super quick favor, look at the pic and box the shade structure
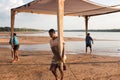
[12,0,120,16]
[11,0,120,55]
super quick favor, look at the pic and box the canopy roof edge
[11,0,120,17]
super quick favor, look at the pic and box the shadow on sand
[0,60,119,66]
[68,60,120,65]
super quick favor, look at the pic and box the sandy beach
[0,47,120,80]
[0,32,85,45]
[0,36,84,45]
[0,32,120,80]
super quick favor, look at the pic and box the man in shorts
[10,33,19,62]
[48,29,66,80]
[86,33,93,54]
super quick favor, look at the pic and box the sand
[0,36,84,44]
[0,32,120,80]
[0,47,120,80]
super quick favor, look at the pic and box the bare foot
[16,59,19,61]
[56,78,60,80]
[12,60,17,63]
[12,59,19,63]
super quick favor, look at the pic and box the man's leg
[90,45,92,54]
[90,48,92,54]
[86,44,88,54]
[15,50,19,61]
[12,49,18,62]
[12,49,16,62]
[51,64,59,80]
[11,48,14,59]
[86,47,87,54]
[58,63,64,80]
[52,70,59,80]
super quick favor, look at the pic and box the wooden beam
[57,0,64,56]
[11,9,16,40]
[85,16,89,54]
[11,9,16,48]
[11,9,16,59]
[85,16,89,36]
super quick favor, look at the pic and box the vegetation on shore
[64,29,120,32]
[0,27,42,32]
[0,27,120,32]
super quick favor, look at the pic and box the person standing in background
[86,33,93,54]
[9,33,19,62]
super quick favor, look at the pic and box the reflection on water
[0,32,120,57]
[1,32,120,40]
[0,41,120,57]
[21,44,50,51]
[0,36,9,38]
[18,32,120,40]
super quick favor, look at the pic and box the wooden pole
[85,16,89,53]
[11,9,15,41]
[57,0,64,56]
[85,16,89,36]
[11,9,16,59]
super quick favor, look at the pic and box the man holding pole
[9,33,19,62]
[48,29,66,80]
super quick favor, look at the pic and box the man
[48,29,66,80]
[9,33,19,62]
[86,33,93,54]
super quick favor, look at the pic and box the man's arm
[90,37,94,44]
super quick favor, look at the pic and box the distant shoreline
[63,29,120,32]
[0,27,120,32]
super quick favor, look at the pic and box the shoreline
[0,36,119,45]
[0,36,84,45]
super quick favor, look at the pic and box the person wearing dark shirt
[86,33,93,54]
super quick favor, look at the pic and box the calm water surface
[0,32,120,57]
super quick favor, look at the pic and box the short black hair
[49,29,55,33]
[14,33,16,36]
[87,33,90,35]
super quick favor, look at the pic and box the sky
[0,0,120,30]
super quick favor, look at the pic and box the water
[1,32,120,40]
[18,31,120,40]
[0,32,120,57]
[0,36,9,38]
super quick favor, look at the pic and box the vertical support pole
[85,16,89,36]
[57,0,64,56]
[11,9,16,59]
[85,16,89,53]
[11,9,15,41]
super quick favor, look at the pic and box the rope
[68,64,79,80]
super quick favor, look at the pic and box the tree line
[64,29,120,32]
[1,27,120,32]
[0,27,40,32]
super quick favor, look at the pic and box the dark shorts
[86,44,91,48]
[50,63,63,71]
[14,45,19,50]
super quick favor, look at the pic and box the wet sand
[0,35,84,45]
[0,32,120,80]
